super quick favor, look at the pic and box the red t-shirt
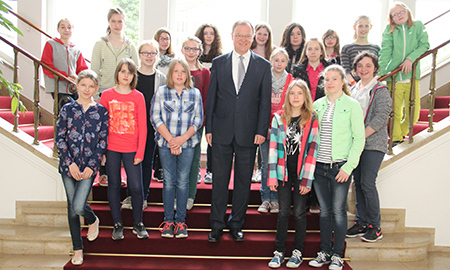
[100,88,147,160]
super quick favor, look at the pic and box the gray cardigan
[359,82,392,153]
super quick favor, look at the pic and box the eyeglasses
[391,9,406,18]
[159,37,170,42]
[140,52,158,57]
[326,36,336,40]
[233,34,253,40]
[183,47,200,53]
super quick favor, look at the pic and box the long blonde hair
[322,65,351,96]
[282,80,315,128]
[387,2,415,34]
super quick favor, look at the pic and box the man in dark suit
[205,20,271,242]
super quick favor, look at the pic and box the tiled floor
[1,252,450,269]
[348,252,450,270]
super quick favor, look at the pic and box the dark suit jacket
[205,51,271,147]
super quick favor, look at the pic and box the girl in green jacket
[378,2,430,144]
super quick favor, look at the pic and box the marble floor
[1,252,450,269]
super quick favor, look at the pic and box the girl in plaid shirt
[267,80,319,268]
[151,58,203,239]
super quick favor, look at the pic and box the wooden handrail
[424,9,450,25]
[0,35,76,85]
[6,7,91,63]
[6,8,51,39]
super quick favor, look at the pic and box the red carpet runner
[63,169,353,269]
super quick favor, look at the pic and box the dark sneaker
[286,249,302,268]
[174,222,188,238]
[133,222,149,239]
[268,250,284,268]
[159,221,174,238]
[361,225,383,243]
[112,222,124,240]
[153,169,164,182]
[329,254,344,270]
[308,251,331,267]
[346,222,367,238]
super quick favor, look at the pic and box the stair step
[17,201,68,227]
[19,125,54,141]
[346,232,432,261]
[0,254,69,270]
[80,228,327,258]
[0,96,12,109]
[62,254,353,270]
[0,110,36,125]
[0,224,71,255]
[435,96,450,109]
[419,108,449,122]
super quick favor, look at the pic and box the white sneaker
[122,196,132,210]
[197,172,202,184]
[187,198,194,210]
[143,200,148,210]
[204,172,212,184]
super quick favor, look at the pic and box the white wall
[0,131,64,219]
[378,129,450,247]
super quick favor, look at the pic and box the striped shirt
[150,85,203,148]
[341,43,380,76]
[317,101,334,163]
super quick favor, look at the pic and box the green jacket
[378,20,430,82]
[313,94,365,175]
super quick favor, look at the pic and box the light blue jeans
[313,161,351,257]
[260,140,278,203]
[159,146,195,223]
[61,174,96,251]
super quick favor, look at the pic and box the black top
[287,116,301,173]
[136,71,156,130]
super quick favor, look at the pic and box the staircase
[0,96,55,149]
[413,95,450,136]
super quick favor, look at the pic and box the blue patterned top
[150,85,203,148]
[56,101,109,176]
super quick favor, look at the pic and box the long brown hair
[282,80,315,128]
[114,58,138,89]
[194,23,223,61]
[322,29,340,57]
[153,27,174,55]
[298,38,326,64]
[251,23,274,61]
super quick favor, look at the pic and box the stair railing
[379,37,450,154]
[6,7,91,63]
[0,35,75,158]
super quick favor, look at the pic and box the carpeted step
[418,108,449,122]
[413,122,428,135]
[19,125,55,141]
[0,96,12,109]
[80,228,328,258]
[63,255,353,270]
[88,203,320,231]
[435,96,450,109]
[0,110,36,125]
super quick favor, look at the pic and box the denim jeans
[188,127,203,200]
[353,150,384,228]
[106,150,143,225]
[314,161,351,257]
[159,146,195,223]
[260,140,278,203]
[61,174,96,251]
[275,171,307,253]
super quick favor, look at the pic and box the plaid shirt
[150,85,203,148]
[268,110,319,189]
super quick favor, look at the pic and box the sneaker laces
[331,255,343,265]
[273,250,283,261]
[158,221,174,232]
[174,223,188,234]
[316,251,328,262]
[291,249,302,260]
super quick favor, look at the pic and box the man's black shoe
[208,229,223,242]
[229,228,244,242]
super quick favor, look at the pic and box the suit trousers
[209,137,257,230]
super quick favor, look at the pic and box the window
[171,0,263,53]
[293,0,382,49]
[0,0,18,62]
